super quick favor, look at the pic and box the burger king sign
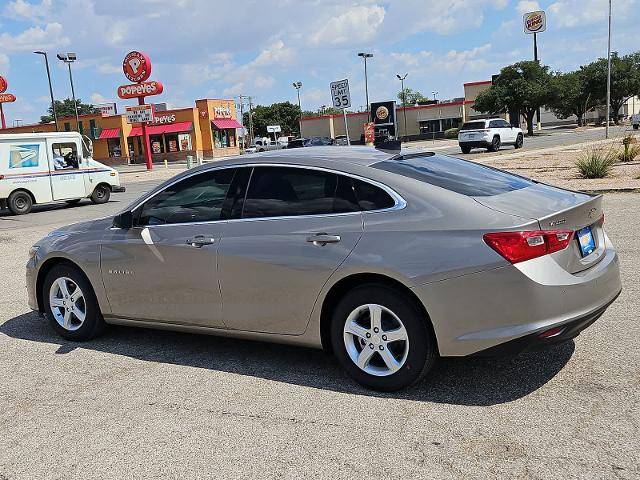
[523,10,546,34]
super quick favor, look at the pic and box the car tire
[65,199,82,205]
[514,134,524,149]
[330,284,437,391]
[90,184,111,204]
[489,136,501,152]
[460,145,471,154]
[7,190,33,215]
[42,263,106,341]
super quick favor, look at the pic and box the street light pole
[293,81,302,136]
[606,0,612,139]
[34,51,58,131]
[396,73,408,141]
[358,52,373,122]
[57,53,80,132]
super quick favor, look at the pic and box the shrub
[618,134,640,161]
[575,149,616,179]
[444,128,460,139]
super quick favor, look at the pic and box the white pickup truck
[631,113,640,130]
[245,137,286,153]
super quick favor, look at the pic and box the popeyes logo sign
[213,106,232,118]
[118,81,163,99]
[523,10,546,34]
[117,51,163,99]
[0,76,16,103]
[123,51,152,83]
[0,76,7,94]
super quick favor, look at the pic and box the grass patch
[575,149,616,179]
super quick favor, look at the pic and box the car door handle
[306,233,341,246]
[186,235,215,248]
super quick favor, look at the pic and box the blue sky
[0,0,638,125]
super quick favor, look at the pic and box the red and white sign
[118,80,164,99]
[523,10,546,34]
[0,76,7,94]
[126,104,155,124]
[0,93,16,103]
[122,51,152,83]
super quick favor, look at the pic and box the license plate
[577,227,596,257]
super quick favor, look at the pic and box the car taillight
[483,230,574,264]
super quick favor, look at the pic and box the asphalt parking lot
[1,184,639,479]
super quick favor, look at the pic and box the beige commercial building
[301,80,640,141]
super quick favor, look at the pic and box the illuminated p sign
[122,51,152,83]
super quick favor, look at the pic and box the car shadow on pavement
[1,312,574,406]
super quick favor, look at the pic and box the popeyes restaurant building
[0,98,241,165]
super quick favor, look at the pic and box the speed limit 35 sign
[330,79,351,109]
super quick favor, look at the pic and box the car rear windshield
[373,154,534,197]
[460,121,486,130]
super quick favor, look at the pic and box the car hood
[48,216,115,236]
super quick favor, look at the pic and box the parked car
[1,132,124,215]
[308,136,334,146]
[334,135,350,146]
[458,118,524,153]
[248,138,285,153]
[27,147,621,391]
[286,138,309,149]
[631,113,640,130]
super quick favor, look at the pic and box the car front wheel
[330,284,437,391]
[90,184,111,204]
[42,263,105,341]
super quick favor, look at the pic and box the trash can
[186,155,193,169]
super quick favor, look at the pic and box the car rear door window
[352,178,395,211]
[242,167,360,219]
[137,168,236,225]
[374,154,534,197]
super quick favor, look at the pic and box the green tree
[474,61,554,135]
[582,52,640,124]
[242,101,301,137]
[40,98,100,123]
[549,70,597,127]
[397,88,429,106]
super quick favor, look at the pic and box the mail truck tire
[90,184,111,204]
[7,190,33,215]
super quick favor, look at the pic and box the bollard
[186,155,193,169]
[164,159,168,169]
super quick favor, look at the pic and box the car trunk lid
[474,183,605,273]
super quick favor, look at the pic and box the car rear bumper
[411,233,622,357]
[459,140,491,148]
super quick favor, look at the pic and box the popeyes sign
[523,10,546,34]
[0,76,16,103]
[117,51,162,99]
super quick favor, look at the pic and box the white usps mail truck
[0,132,125,215]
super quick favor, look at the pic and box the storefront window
[213,128,236,148]
[150,135,164,154]
[107,138,122,157]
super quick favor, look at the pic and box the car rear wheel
[460,145,471,154]
[514,134,524,149]
[90,184,111,204]
[488,136,501,152]
[7,190,33,215]
[330,284,437,391]
[43,264,105,341]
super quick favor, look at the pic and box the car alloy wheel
[343,303,410,376]
[48,276,87,331]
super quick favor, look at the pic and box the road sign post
[267,125,281,143]
[330,79,351,145]
[524,10,546,132]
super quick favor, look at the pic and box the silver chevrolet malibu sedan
[26,147,622,391]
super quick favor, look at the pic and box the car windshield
[374,154,534,197]
[460,121,486,131]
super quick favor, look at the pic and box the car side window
[137,168,236,226]
[499,120,512,128]
[352,178,395,211]
[488,120,502,129]
[52,142,80,170]
[242,167,359,219]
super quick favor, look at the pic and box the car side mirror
[113,210,133,229]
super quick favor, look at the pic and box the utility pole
[57,53,80,131]
[397,73,408,141]
[248,96,254,144]
[34,51,59,131]
[237,95,245,149]
[358,52,373,122]
[606,0,612,139]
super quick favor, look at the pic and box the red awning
[212,118,243,129]
[129,121,193,137]
[98,128,121,139]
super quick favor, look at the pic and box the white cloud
[0,23,69,53]
[251,41,295,67]
[97,63,122,75]
[90,92,110,104]
[3,0,51,20]
[0,54,9,75]
[309,5,385,46]
[548,0,636,28]
[517,1,541,15]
